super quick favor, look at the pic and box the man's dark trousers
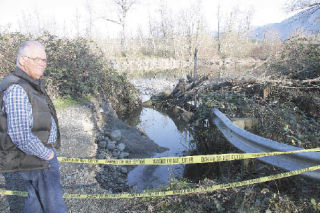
[18,149,66,213]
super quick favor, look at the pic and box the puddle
[126,107,193,192]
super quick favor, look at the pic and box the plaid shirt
[3,84,57,160]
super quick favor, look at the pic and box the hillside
[252,5,320,40]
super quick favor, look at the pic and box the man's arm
[3,84,54,160]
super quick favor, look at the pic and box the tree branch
[99,17,121,25]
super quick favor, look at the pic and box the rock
[107,141,117,151]
[98,140,107,148]
[119,152,129,159]
[120,167,128,174]
[117,177,125,184]
[104,130,111,137]
[117,143,126,151]
[109,165,116,172]
[97,135,104,141]
[97,154,105,159]
[105,137,111,142]
[110,130,122,141]
[101,101,118,118]
[112,150,120,158]
[214,199,224,212]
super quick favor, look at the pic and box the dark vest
[0,67,61,173]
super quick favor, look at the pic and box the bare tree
[217,2,221,53]
[158,0,173,39]
[158,0,175,56]
[100,0,138,55]
[146,1,177,57]
[178,1,204,59]
[34,8,42,35]
[244,7,254,33]
[147,0,206,59]
[17,11,31,34]
[18,10,42,35]
[84,0,94,37]
[225,6,239,33]
[147,14,158,55]
[285,0,320,11]
[237,7,255,36]
[74,8,81,37]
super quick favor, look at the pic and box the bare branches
[113,0,137,14]
[99,0,138,55]
[284,0,320,11]
[100,17,121,25]
[100,0,137,24]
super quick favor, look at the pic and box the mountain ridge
[251,6,320,41]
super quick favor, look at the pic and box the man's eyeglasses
[24,56,47,63]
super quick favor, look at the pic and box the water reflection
[127,107,193,192]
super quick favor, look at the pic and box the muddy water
[126,107,193,192]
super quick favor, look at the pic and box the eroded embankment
[0,98,169,213]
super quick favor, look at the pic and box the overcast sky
[0,0,296,37]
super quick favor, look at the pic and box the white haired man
[0,41,66,212]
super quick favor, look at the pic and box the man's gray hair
[16,41,45,66]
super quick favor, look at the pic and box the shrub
[0,32,140,114]
[0,32,29,78]
[269,36,320,80]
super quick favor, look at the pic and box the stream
[126,79,194,192]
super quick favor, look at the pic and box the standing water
[127,107,193,192]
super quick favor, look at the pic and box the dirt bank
[0,98,167,213]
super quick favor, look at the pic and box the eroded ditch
[94,78,257,193]
[95,78,196,193]
[126,107,194,192]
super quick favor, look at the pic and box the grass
[53,95,93,109]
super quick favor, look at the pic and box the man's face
[19,45,47,80]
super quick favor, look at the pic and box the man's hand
[46,151,54,161]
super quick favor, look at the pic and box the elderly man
[0,41,66,212]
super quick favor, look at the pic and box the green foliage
[39,32,106,98]
[0,32,29,77]
[311,198,320,211]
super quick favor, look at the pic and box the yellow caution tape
[0,189,28,197]
[1,165,320,199]
[57,148,320,165]
[62,164,320,198]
